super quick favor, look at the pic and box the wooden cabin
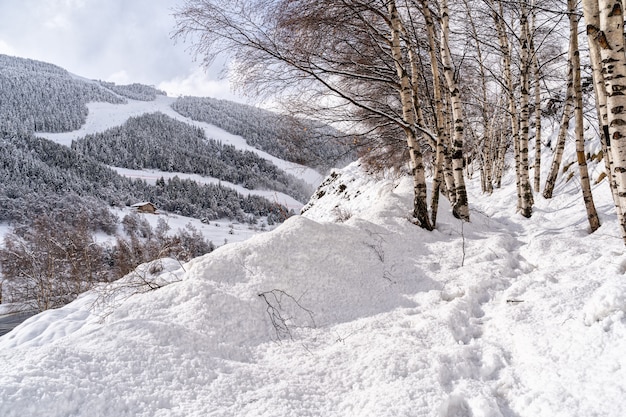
[131,202,157,214]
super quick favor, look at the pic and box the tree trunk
[594,0,626,242]
[542,22,575,199]
[419,0,447,227]
[543,82,574,199]
[388,0,433,230]
[482,131,495,194]
[440,0,469,220]
[531,5,543,193]
[493,0,521,208]
[569,0,601,232]
[442,112,457,204]
[493,112,509,188]
[464,0,494,194]
[518,1,534,217]
[583,0,622,218]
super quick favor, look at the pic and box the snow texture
[1,154,625,416]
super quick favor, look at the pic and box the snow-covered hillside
[0,63,322,245]
[29,92,317,248]
[37,94,324,189]
[1,157,624,416]
[111,166,303,212]
[29,92,320,246]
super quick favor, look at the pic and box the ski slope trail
[111,166,303,211]
[37,94,323,188]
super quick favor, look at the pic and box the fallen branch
[258,289,316,341]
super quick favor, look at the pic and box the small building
[131,202,157,214]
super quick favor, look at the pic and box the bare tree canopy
[174,0,626,242]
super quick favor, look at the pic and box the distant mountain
[0,55,125,134]
[172,96,354,171]
[0,132,288,227]
[0,54,353,172]
[96,81,166,101]
[72,112,312,202]
[0,53,355,230]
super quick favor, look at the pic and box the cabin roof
[131,202,154,208]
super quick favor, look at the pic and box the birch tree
[543,82,574,199]
[531,3,543,193]
[584,0,622,224]
[417,0,448,226]
[569,0,600,231]
[517,0,534,217]
[490,0,523,212]
[387,0,434,230]
[583,0,626,242]
[462,0,496,194]
[175,0,477,230]
[584,0,623,216]
[440,0,470,220]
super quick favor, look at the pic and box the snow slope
[111,166,303,212]
[0,155,624,416]
[36,95,323,188]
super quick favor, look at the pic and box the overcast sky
[0,0,244,102]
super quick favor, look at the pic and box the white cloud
[43,12,71,30]
[106,70,132,85]
[0,39,16,56]
[158,67,246,102]
[0,0,264,104]
[0,0,212,87]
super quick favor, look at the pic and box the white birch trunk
[440,0,469,220]
[531,4,543,193]
[595,0,626,242]
[462,0,494,194]
[582,0,625,229]
[493,102,510,188]
[387,0,433,230]
[569,0,600,231]
[493,1,521,207]
[419,0,447,227]
[518,1,534,217]
[543,82,574,199]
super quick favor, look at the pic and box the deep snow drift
[0,155,624,416]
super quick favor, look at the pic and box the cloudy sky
[0,0,244,102]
